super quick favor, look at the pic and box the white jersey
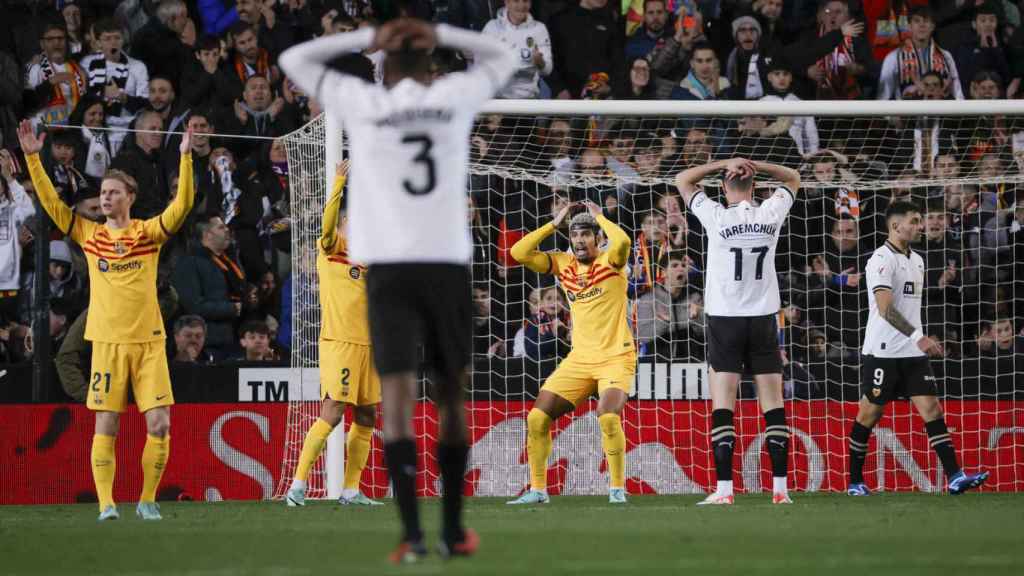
[862,242,926,358]
[688,186,794,316]
[279,26,517,264]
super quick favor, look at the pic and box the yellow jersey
[318,173,369,344]
[509,214,635,363]
[27,153,194,344]
[550,249,634,362]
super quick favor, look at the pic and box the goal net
[278,100,1024,499]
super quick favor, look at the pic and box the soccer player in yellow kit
[507,200,635,504]
[18,120,195,521]
[285,160,382,507]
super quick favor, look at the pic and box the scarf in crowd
[271,161,288,194]
[817,28,861,99]
[234,50,271,83]
[873,3,910,54]
[81,127,111,179]
[239,101,273,135]
[85,52,130,93]
[834,187,861,219]
[219,167,241,225]
[209,249,245,300]
[897,38,947,94]
[37,55,86,117]
[684,69,715,100]
[633,231,666,294]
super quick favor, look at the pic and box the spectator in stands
[234,320,282,362]
[182,36,223,110]
[548,0,625,99]
[626,0,671,60]
[473,283,507,357]
[633,251,699,361]
[72,182,103,223]
[482,0,552,99]
[952,1,1010,98]
[81,19,151,142]
[235,0,295,60]
[760,53,820,158]
[110,110,166,219]
[60,0,85,60]
[170,314,213,364]
[630,210,668,298]
[218,75,296,158]
[753,0,796,48]
[877,6,964,100]
[55,309,88,401]
[619,56,658,99]
[447,0,504,32]
[66,94,112,179]
[207,147,269,280]
[0,150,34,325]
[606,122,639,179]
[216,22,277,108]
[522,286,569,361]
[172,215,244,358]
[148,75,192,152]
[798,0,877,100]
[918,198,964,330]
[26,22,88,126]
[863,0,923,63]
[20,240,87,325]
[132,0,192,87]
[725,14,769,100]
[0,49,21,150]
[811,217,867,349]
[43,129,83,204]
[671,43,728,100]
[648,7,704,99]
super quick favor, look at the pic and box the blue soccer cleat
[948,470,989,495]
[847,483,871,496]
[338,492,383,506]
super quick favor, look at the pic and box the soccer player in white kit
[847,201,988,496]
[279,18,517,563]
[675,157,800,505]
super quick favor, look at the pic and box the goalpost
[275,99,1024,500]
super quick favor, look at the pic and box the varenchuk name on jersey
[374,108,453,127]
[719,223,778,240]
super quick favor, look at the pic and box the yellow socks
[343,423,373,492]
[294,418,333,484]
[140,434,170,503]
[91,434,116,511]
[599,413,625,489]
[526,408,552,491]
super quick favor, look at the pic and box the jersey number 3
[402,134,436,196]
[729,246,769,281]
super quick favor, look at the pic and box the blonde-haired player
[286,160,382,506]
[508,200,635,504]
[18,120,195,521]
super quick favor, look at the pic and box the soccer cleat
[608,488,627,504]
[772,492,793,504]
[696,492,734,506]
[135,502,162,521]
[97,505,119,522]
[438,528,480,560]
[338,492,383,506]
[847,483,871,497]
[285,487,305,507]
[506,490,550,505]
[388,539,428,565]
[948,470,989,495]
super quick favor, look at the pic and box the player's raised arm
[510,201,572,274]
[321,160,349,252]
[17,120,75,236]
[583,200,630,268]
[150,127,196,241]
[278,27,375,101]
[435,23,518,96]
[751,160,801,196]
[674,159,735,207]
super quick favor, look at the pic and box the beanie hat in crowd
[732,15,762,40]
[49,240,73,265]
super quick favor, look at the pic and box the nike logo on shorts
[155,394,168,401]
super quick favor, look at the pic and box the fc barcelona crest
[349,267,361,280]
[114,241,127,255]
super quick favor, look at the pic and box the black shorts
[366,263,472,383]
[861,355,937,405]
[706,314,782,375]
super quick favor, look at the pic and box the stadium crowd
[0,0,1022,401]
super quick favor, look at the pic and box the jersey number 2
[402,135,436,196]
[729,246,769,281]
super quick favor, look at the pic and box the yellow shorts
[87,341,173,413]
[320,340,380,406]
[542,351,637,407]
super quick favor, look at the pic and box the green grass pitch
[1,494,1022,575]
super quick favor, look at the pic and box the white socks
[772,476,788,495]
[716,480,734,497]
[340,488,360,499]
[289,479,307,492]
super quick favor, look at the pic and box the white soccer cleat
[97,505,119,522]
[506,490,550,505]
[696,492,734,506]
[608,488,627,504]
[338,492,383,506]
[135,502,162,520]
[285,487,305,507]
[772,492,793,504]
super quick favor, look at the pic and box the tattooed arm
[875,288,944,356]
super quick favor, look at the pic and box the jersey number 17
[730,246,769,281]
